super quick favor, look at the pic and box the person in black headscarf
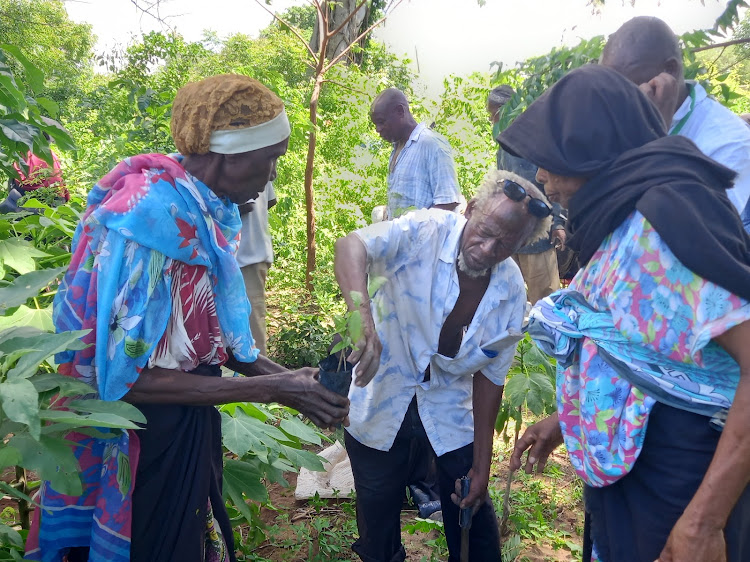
[502,64,750,562]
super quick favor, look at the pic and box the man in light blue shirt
[334,170,552,562]
[602,17,750,232]
[371,88,462,219]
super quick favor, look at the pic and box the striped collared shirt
[386,123,461,218]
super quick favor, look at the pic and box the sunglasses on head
[501,179,552,218]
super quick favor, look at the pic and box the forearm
[123,366,288,406]
[682,371,750,529]
[334,234,371,314]
[472,371,504,475]
[224,352,288,377]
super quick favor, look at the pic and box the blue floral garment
[26,154,256,562]
[528,211,750,489]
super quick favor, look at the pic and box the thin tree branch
[326,0,369,40]
[323,0,404,71]
[129,0,177,32]
[253,0,318,63]
[692,37,750,52]
[320,78,368,96]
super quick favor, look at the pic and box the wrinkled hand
[347,320,382,387]
[283,367,350,430]
[450,467,489,515]
[550,228,567,250]
[638,72,680,127]
[509,413,564,474]
[656,515,726,562]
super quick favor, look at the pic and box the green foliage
[489,468,583,558]
[491,36,605,132]
[0,45,75,183]
[402,517,449,561]
[240,493,358,561]
[0,236,146,555]
[496,334,556,438]
[433,73,497,199]
[0,0,94,105]
[218,401,328,547]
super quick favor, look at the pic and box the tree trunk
[310,0,370,63]
[304,77,322,294]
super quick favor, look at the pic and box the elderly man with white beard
[334,169,552,562]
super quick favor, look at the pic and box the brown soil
[241,441,584,562]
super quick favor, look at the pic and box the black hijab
[498,64,750,303]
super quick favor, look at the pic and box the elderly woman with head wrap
[25,75,349,562]
[502,65,750,562]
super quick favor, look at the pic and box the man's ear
[664,57,682,81]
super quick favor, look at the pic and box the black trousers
[583,402,750,562]
[345,397,501,562]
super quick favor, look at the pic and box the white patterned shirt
[670,82,750,221]
[386,123,461,219]
[346,209,525,455]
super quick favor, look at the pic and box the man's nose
[535,168,547,184]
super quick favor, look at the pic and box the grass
[236,431,584,562]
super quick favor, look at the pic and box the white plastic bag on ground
[294,441,355,499]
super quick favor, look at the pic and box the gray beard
[457,251,489,279]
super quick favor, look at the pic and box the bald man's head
[601,16,684,86]
[370,88,416,143]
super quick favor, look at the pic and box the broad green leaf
[0,238,49,274]
[0,522,22,548]
[31,372,94,396]
[39,410,141,430]
[0,378,40,438]
[9,434,82,496]
[279,444,324,472]
[279,417,322,446]
[0,446,21,469]
[0,326,41,347]
[221,411,264,458]
[67,399,147,425]
[223,458,268,515]
[0,304,53,331]
[4,329,89,379]
[239,402,271,422]
[0,44,43,93]
[504,372,531,410]
[0,267,66,314]
[35,97,59,118]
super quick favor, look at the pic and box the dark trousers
[345,397,501,562]
[583,402,750,562]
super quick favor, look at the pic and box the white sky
[64,0,733,96]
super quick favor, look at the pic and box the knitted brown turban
[171,74,285,155]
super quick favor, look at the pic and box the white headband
[209,109,291,154]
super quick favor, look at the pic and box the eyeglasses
[501,179,552,218]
